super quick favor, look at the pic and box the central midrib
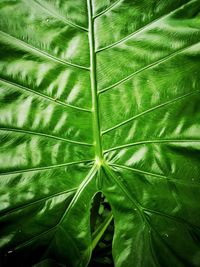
[87,0,103,162]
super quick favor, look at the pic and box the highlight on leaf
[0,0,200,266]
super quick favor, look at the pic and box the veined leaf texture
[0,0,200,266]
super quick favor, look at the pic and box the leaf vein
[104,139,200,153]
[32,0,88,32]
[93,0,122,19]
[96,0,196,53]
[0,160,93,176]
[0,188,77,217]
[110,164,200,186]
[0,127,93,147]
[7,165,97,253]
[143,208,200,230]
[99,42,200,94]
[0,30,89,71]
[0,78,91,113]
[102,90,200,134]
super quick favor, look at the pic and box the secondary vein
[0,127,93,147]
[0,30,89,71]
[32,0,88,32]
[102,90,200,135]
[96,0,196,53]
[104,139,200,153]
[0,78,91,113]
[0,160,93,176]
[99,42,200,94]
[93,0,122,19]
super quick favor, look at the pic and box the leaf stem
[91,212,113,250]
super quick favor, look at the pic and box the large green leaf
[0,0,200,266]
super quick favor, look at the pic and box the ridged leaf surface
[0,0,200,266]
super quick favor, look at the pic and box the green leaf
[0,0,200,266]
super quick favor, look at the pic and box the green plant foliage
[0,0,200,266]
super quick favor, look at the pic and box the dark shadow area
[89,193,114,267]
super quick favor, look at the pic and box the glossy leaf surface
[0,0,200,266]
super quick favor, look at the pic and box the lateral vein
[0,160,93,176]
[0,188,77,217]
[93,0,122,19]
[110,164,200,186]
[99,42,200,94]
[32,0,88,32]
[96,0,197,53]
[0,78,91,113]
[104,139,200,153]
[0,30,90,71]
[0,127,93,147]
[102,90,200,134]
